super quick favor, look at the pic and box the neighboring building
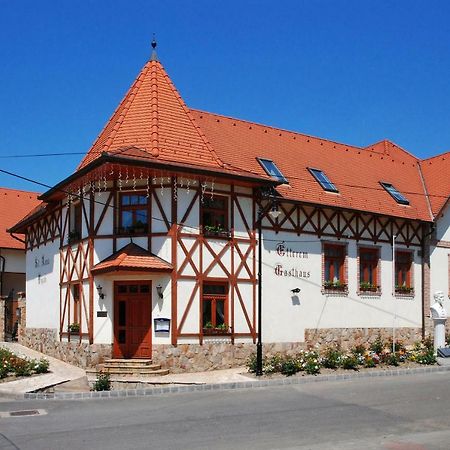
[0,187,40,339]
[10,47,450,370]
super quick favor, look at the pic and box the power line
[1,149,447,199]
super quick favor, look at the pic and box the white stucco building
[10,47,450,370]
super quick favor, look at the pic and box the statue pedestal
[433,317,447,351]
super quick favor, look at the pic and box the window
[257,158,288,183]
[201,196,229,236]
[69,202,82,243]
[71,284,81,326]
[202,283,228,332]
[308,168,338,193]
[323,244,347,290]
[395,251,413,294]
[359,247,380,292]
[119,193,148,234]
[380,182,409,205]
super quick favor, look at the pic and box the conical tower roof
[78,57,224,171]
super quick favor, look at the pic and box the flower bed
[247,336,437,377]
[0,347,49,381]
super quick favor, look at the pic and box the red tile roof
[0,188,40,249]
[91,243,173,275]
[191,110,433,221]
[78,59,225,172]
[420,152,450,217]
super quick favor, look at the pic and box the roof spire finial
[151,34,158,61]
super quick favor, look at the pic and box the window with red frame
[395,251,413,294]
[72,284,81,325]
[359,248,380,291]
[202,283,228,330]
[119,193,148,234]
[323,244,346,289]
[201,196,228,233]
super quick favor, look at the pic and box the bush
[364,354,377,368]
[416,348,436,365]
[351,344,366,357]
[93,372,111,391]
[247,353,258,373]
[12,358,33,377]
[386,353,400,366]
[264,355,284,374]
[302,350,321,375]
[370,336,384,354]
[33,358,50,374]
[321,346,343,369]
[341,354,359,370]
[280,357,301,376]
[423,336,434,351]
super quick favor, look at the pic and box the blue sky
[1,0,450,192]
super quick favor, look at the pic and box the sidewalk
[0,342,85,399]
[2,342,450,401]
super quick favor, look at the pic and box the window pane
[122,195,130,206]
[203,300,212,327]
[135,209,147,225]
[129,285,138,293]
[140,284,150,293]
[122,211,133,227]
[118,329,126,344]
[118,285,127,293]
[203,284,227,295]
[216,300,225,325]
[138,195,147,205]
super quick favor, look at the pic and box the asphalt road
[1,372,450,449]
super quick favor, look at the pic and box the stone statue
[430,291,447,319]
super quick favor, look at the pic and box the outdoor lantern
[96,284,105,299]
[156,284,164,299]
[269,202,281,219]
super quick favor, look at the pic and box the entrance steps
[86,359,169,378]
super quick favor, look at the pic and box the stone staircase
[87,359,169,379]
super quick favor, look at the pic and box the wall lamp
[96,284,105,299]
[291,287,301,294]
[156,284,164,299]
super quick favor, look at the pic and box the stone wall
[20,328,112,368]
[152,341,306,373]
[304,327,424,349]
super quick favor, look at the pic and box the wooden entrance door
[113,281,152,359]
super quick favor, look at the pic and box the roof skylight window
[257,158,288,183]
[308,168,339,193]
[380,182,409,205]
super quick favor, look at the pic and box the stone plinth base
[20,328,112,368]
[304,327,423,349]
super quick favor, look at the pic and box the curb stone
[19,364,450,401]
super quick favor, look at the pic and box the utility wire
[1,149,447,199]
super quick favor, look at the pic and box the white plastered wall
[430,202,450,310]
[25,240,60,329]
[261,230,422,343]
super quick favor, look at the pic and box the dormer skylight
[257,158,288,183]
[380,182,409,205]
[308,168,338,193]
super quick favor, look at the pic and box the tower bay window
[118,193,149,235]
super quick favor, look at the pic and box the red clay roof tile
[91,243,172,275]
[0,188,40,249]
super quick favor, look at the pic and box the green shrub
[280,357,301,376]
[33,358,50,374]
[423,336,434,351]
[364,355,376,368]
[416,348,436,365]
[321,346,343,369]
[370,336,384,354]
[386,353,399,366]
[341,354,359,370]
[93,372,111,391]
[301,350,321,375]
[12,358,33,377]
[351,344,366,357]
